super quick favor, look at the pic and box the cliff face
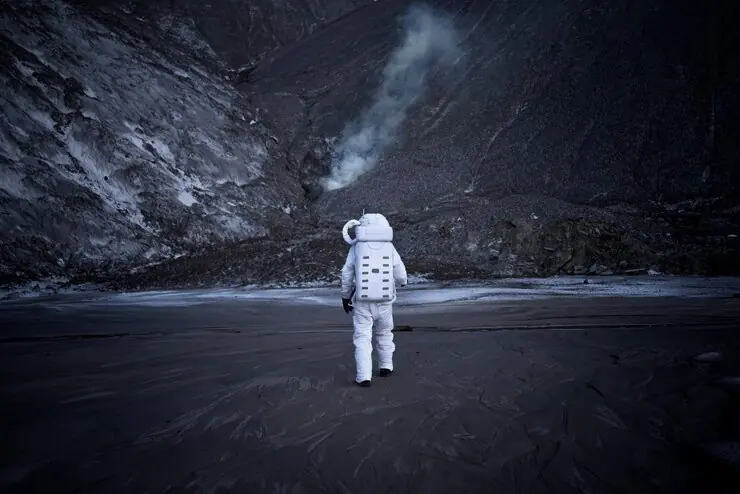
[1,0,739,291]
[0,0,311,284]
[247,0,739,212]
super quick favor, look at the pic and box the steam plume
[321,3,461,191]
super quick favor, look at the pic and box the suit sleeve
[392,245,408,286]
[340,246,356,299]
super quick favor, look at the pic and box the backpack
[343,213,396,302]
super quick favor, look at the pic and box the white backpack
[355,241,395,302]
[342,213,396,302]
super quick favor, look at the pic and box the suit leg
[352,302,374,382]
[373,303,395,371]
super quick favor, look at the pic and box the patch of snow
[208,93,231,108]
[192,131,227,158]
[149,138,175,162]
[703,442,740,468]
[0,130,21,161]
[717,376,740,386]
[190,65,210,78]
[88,236,112,247]
[6,122,28,140]
[214,214,255,236]
[407,273,433,284]
[81,110,99,121]
[177,191,197,206]
[173,68,190,79]
[0,168,32,199]
[13,60,36,78]
[122,132,146,151]
[64,135,151,231]
[26,48,54,72]
[27,108,56,132]
[694,352,723,363]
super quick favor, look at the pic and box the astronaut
[340,213,407,387]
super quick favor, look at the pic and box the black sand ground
[2,296,740,493]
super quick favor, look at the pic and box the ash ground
[2,279,740,493]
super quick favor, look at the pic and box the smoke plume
[321,3,461,191]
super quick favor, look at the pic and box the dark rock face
[1,0,739,288]
[297,139,333,201]
[248,0,740,213]
[176,0,376,68]
[70,0,376,68]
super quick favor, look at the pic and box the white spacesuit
[340,213,408,387]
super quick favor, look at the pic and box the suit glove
[342,298,353,314]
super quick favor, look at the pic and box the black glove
[342,298,353,314]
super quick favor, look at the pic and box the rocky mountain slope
[1,0,739,292]
[248,0,739,210]
[0,0,313,285]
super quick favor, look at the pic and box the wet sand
[2,296,740,493]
